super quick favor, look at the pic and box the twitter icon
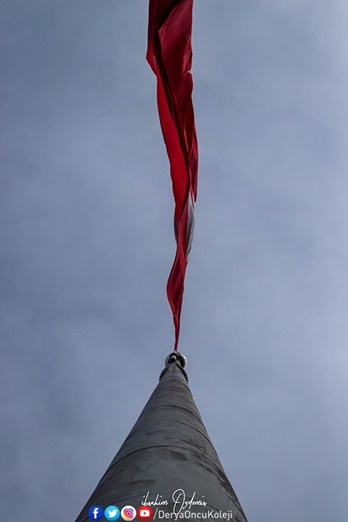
[104,506,120,521]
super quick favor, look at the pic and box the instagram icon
[121,506,136,521]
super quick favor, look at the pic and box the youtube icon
[137,506,153,520]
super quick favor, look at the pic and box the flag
[147,0,198,351]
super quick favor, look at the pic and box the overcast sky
[1,1,348,521]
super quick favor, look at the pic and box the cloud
[1,2,348,521]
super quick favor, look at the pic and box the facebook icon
[88,506,103,520]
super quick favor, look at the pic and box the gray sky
[1,1,348,521]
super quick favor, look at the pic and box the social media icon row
[88,505,153,520]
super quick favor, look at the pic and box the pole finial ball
[165,352,187,368]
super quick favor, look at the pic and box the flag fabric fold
[147,0,198,351]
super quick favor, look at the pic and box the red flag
[147,0,198,351]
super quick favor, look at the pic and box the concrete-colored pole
[75,354,248,522]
